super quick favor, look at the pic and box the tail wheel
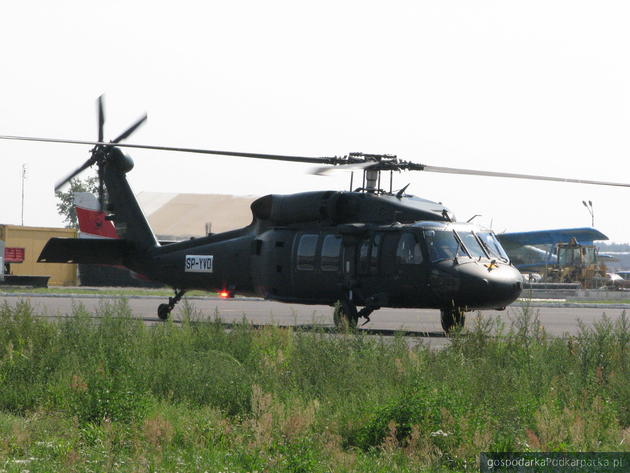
[157,303,170,320]
[440,307,465,333]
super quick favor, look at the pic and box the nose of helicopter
[454,261,523,309]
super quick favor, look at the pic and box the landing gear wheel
[333,300,358,329]
[157,289,187,321]
[157,303,171,321]
[440,307,465,333]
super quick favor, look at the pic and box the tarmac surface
[1,292,628,350]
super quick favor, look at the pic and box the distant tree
[599,241,630,251]
[55,176,99,228]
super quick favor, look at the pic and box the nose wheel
[157,289,186,320]
[440,307,465,333]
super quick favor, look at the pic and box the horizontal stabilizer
[38,238,128,265]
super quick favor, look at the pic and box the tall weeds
[0,300,628,471]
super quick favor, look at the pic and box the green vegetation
[0,300,629,472]
[566,298,630,305]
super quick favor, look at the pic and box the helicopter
[2,97,630,332]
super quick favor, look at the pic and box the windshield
[558,247,584,266]
[478,232,509,262]
[456,231,488,258]
[584,246,597,265]
[424,230,467,262]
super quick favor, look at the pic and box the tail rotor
[54,95,147,211]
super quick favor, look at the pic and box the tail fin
[74,192,118,239]
[101,148,158,251]
[71,191,155,283]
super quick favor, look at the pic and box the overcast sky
[1,1,629,242]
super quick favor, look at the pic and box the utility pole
[21,164,26,226]
[582,200,594,227]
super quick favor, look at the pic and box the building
[0,224,78,286]
[137,192,258,239]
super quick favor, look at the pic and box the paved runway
[1,293,627,339]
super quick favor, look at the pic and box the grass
[566,298,630,304]
[0,300,629,472]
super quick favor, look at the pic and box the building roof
[136,192,258,238]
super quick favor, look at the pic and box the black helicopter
[3,98,629,331]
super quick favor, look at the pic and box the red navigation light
[219,290,230,298]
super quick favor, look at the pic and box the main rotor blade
[0,135,333,164]
[112,113,147,143]
[421,164,630,188]
[97,95,105,142]
[311,161,375,176]
[4,133,630,188]
[54,157,95,192]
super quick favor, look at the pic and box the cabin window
[424,230,465,262]
[396,232,423,264]
[456,231,487,258]
[296,234,318,271]
[559,247,582,266]
[321,234,342,271]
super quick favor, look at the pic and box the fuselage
[130,220,522,311]
[52,152,523,313]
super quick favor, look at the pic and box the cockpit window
[424,230,466,262]
[478,232,509,262]
[456,231,487,259]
